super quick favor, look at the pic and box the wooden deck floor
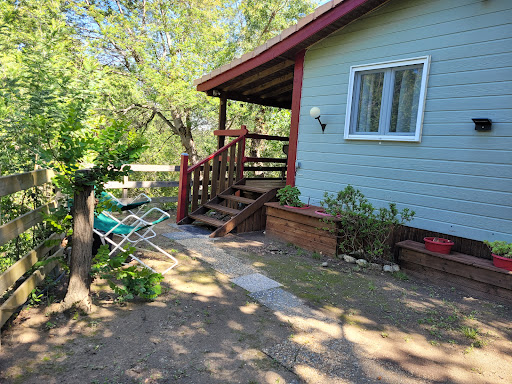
[245,179,286,191]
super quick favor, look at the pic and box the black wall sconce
[472,118,492,131]
[310,107,327,132]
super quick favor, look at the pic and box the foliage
[321,185,415,263]
[92,245,164,301]
[484,240,512,258]
[277,185,304,207]
[67,0,316,161]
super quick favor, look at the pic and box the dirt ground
[215,232,512,384]
[1,219,511,384]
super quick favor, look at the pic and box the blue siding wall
[295,0,512,242]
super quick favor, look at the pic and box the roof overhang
[194,0,390,109]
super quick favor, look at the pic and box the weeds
[460,326,479,339]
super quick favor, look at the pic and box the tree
[68,0,317,162]
[1,0,147,311]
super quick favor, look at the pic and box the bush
[92,245,164,301]
[276,185,304,207]
[320,185,415,263]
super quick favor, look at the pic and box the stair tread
[189,214,226,227]
[232,185,269,193]
[220,194,256,204]
[204,203,241,216]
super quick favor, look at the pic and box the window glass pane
[355,71,384,133]
[389,66,423,133]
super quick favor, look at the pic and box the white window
[344,56,430,142]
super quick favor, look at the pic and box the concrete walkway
[163,225,424,384]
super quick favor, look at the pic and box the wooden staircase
[179,179,280,238]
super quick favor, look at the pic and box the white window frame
[344,56,430,142]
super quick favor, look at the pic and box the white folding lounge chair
[93,208,178,275]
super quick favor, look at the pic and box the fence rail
[104,164,180,203]
[0,170,61,328]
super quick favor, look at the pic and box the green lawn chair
[99,191,151,216]
[93,208,178,275]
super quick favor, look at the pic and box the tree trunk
[62,182,95,313]
[180,133,198,164]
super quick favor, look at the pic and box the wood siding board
[298,152,512,178]
[297,160,512,192]
[297,170,510,207]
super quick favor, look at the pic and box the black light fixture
[310,107,327,132]
[472,118,492,131]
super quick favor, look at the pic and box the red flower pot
[492,253,512,272]
[424,237,454,254]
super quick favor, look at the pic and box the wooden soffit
[194,0,390,109]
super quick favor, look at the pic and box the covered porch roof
[194,0,390,109]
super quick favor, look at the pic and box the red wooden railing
[176,126,289,223]
[177,127,248,222]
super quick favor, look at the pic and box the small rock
[356,259,368,267]
[321,262,329,268]
[343,255,356,263]
[369,263,382,271]
[391,264,400,272]
[383,265,393,272]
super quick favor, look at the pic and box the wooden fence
[0,169,62,329]
[104,164,180,204]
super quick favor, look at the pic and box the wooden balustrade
[176,126,290,223]
[177,128,247,222]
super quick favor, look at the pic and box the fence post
[122,174,129,199]
[177,153,189,223]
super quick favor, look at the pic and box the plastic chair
[93,208,178,275]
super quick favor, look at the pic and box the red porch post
[239,125,246,180]
[176,153,189,223]
[286,50,306,186]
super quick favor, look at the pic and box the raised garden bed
[397,240,512,302]
[264,202,338,257]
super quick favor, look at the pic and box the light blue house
[195,0,512,247]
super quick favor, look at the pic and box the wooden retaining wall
[397,240,512,302]
[264,202,338,257]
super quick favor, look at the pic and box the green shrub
[92,245,164,301]
[320,185,415,263]
[276,185,304,207]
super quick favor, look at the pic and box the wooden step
[220,194,256,205]
[204,203,241,216]
[232,184,269,194]
[189,214,226,227]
